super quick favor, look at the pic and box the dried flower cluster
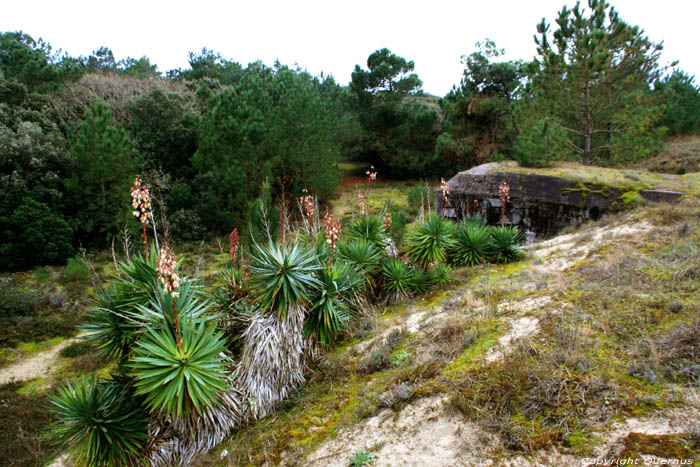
[440,177,450,216]
[365,165,377,182]
[498,180,511,227]
[130,176,152,225]
[323,210,341,267]
[157,246,180,297]
[383,214,392,232]
[299,188,315,242]
[229,228,239,260]
[357,192,366,216]
[299,189,315,219]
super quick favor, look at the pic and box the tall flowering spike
[365,165,377,182]
[300,188,315,243]
[498,180,511,227]
[130,176,152,225]
[157,246,180,298]
[323,209,341,268]
[383,214,392,232]
[364,165,377,217]
[157,245,182,348]
[440,177,450,216]
[131,175,152,255]
[300,188,315,219]
[357,192,366,216]
[229,228,239,261]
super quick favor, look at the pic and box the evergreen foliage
[49,375,148,467]
[403,214,456,268]
[65,99,140,244]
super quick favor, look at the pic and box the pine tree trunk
[583,83,592,165]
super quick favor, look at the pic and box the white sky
[2,0,698,96]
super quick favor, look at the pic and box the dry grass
[0,381,59,467]
[637,134,700,174]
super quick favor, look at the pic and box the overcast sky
[3,0,698,96]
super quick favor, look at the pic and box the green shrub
[64,256,89,282]
[0,198,74,271]
[382,257,413,299]
[388,206,407,246]
[407,183,429,215]
[428,264,453,287]
[408,268,430,295]
[0,283,42,317]
[403,214,456,268]
[248,242,321,317]
[59,341,94,358]
[130,319,229,417]
[49,375,148,466]
[344,216,386,251]
[336,239,383,287]
[34,268,51,281]
[305,262,363,345]
[451,222,495,266]
[169,208,206,241]
[490,226,526,263]
[81,250,160,364]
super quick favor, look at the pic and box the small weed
[391,349,411,366]
[358,328,405,375]
[59,340,94,358]
[64,256,89,282]
[33,268,51,281]
[349,449,375,466]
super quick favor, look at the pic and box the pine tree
[65,99,140,244]
[534,0,665,164]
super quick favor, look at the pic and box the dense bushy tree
[655,71,700,135]
[64,99,140,244]
[350,48,439,178]
[170,48,244,86]
[126,87,199,178]
[0,198,74,270]
[193,65,347,232]
[437,40,524,169]
[533,0,666,164]
[0,31,61,91]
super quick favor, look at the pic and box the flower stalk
[130,176,153,256]
[323,209,341,268]
[440,177,450,218]
[498,180,511,227]
[157,246,182,349]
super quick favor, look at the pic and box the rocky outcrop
[437,162,684,239]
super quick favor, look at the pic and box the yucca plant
[451,222,495,266]
[336,238,384,288]
[49,375,148,466]
[130,319,229,417]
[81,249,161,367]
[305,262,363,345]
[490,226,526,263]
[213,262,253,357]
[248,242,322,318]
[462,216,485,227]
[428,264,453,287]
[403,214,456,268]
[382,257,413,299]
[344,215,386,251]
[408,267,430,295]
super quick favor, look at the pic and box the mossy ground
[489,160,700,197]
